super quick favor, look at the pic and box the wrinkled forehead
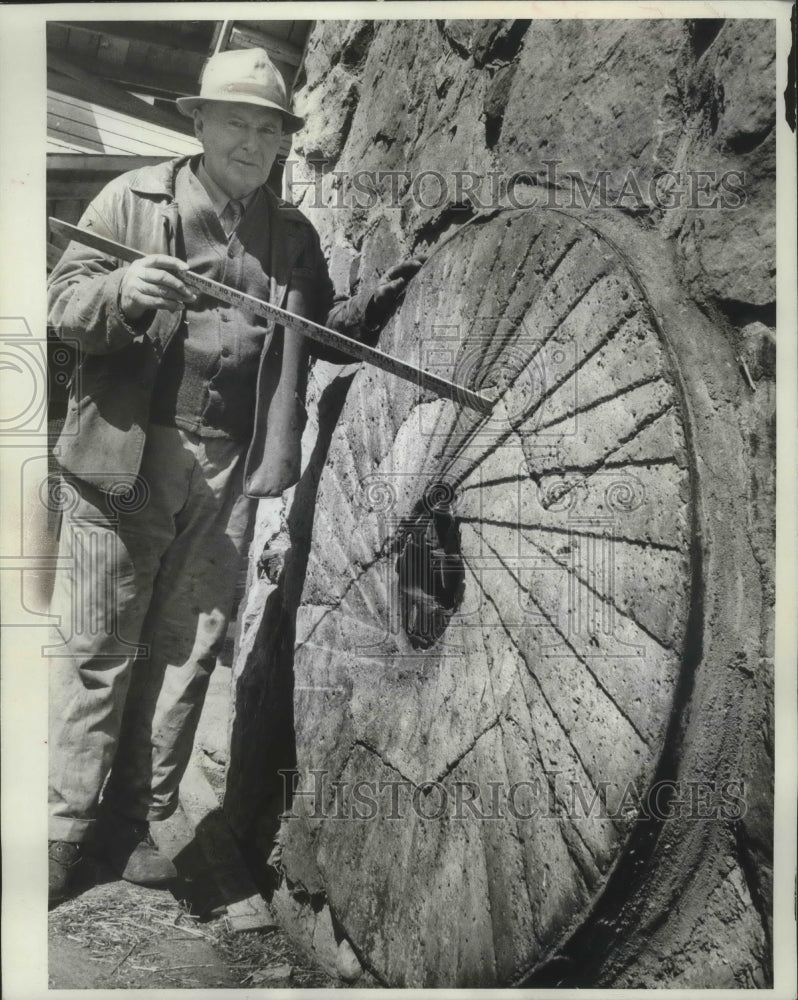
[198,101,283,129]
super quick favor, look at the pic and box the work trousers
[48,424,253,842]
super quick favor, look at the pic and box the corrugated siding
[47,90,201,156]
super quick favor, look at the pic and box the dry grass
[50,879,179,954]
[49,873,338,989]
[49,880,203,987]
[205,920,339,988]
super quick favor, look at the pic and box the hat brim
[176,94,304,134]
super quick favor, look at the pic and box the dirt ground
[48,661,340,990]
[48,865,338,989]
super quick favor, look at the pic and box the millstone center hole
[394,484,465,650]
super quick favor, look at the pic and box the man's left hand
[367,257,426,326]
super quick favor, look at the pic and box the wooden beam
[247,20,295,41]
[47,153,178,187]
[51,20,212,55]
[95,32,131,70]
[227,25,303,66]
[48,95,199,157]
[291,22,314,94]
[48,61,195,136]
[49,46,199,100]
[211,20,234,56]
[47,153,177,174]
[48,176,129,201]
[96,63,200,100]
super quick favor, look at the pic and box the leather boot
[97,811,177,887]
[49,840,84,904]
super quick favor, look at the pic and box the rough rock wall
[293,19,775,310]
[226,19,776,988]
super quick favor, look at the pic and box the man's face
[194,102,283,199]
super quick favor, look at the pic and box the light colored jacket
[48,156,369,497]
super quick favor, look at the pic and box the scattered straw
[50,872,339,988]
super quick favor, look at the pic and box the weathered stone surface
[229,16,776,991]
[290,17,776,316]
[300,20,374,93]
[713,20,777,151]
[499,20,687,193]
[294,64,360,165]
[673,129,776,307]
[664,20,776,306]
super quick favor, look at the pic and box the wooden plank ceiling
[48,91,202,156]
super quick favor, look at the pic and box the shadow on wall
[224,370,357,894]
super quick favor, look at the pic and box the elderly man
[47,47,419,903]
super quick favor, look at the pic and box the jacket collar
[128,155,189,198]
[128,155,289,220]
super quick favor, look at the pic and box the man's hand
[119,254,197,320]
[367,257,426,326]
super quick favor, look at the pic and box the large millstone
[274,209,696,986]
